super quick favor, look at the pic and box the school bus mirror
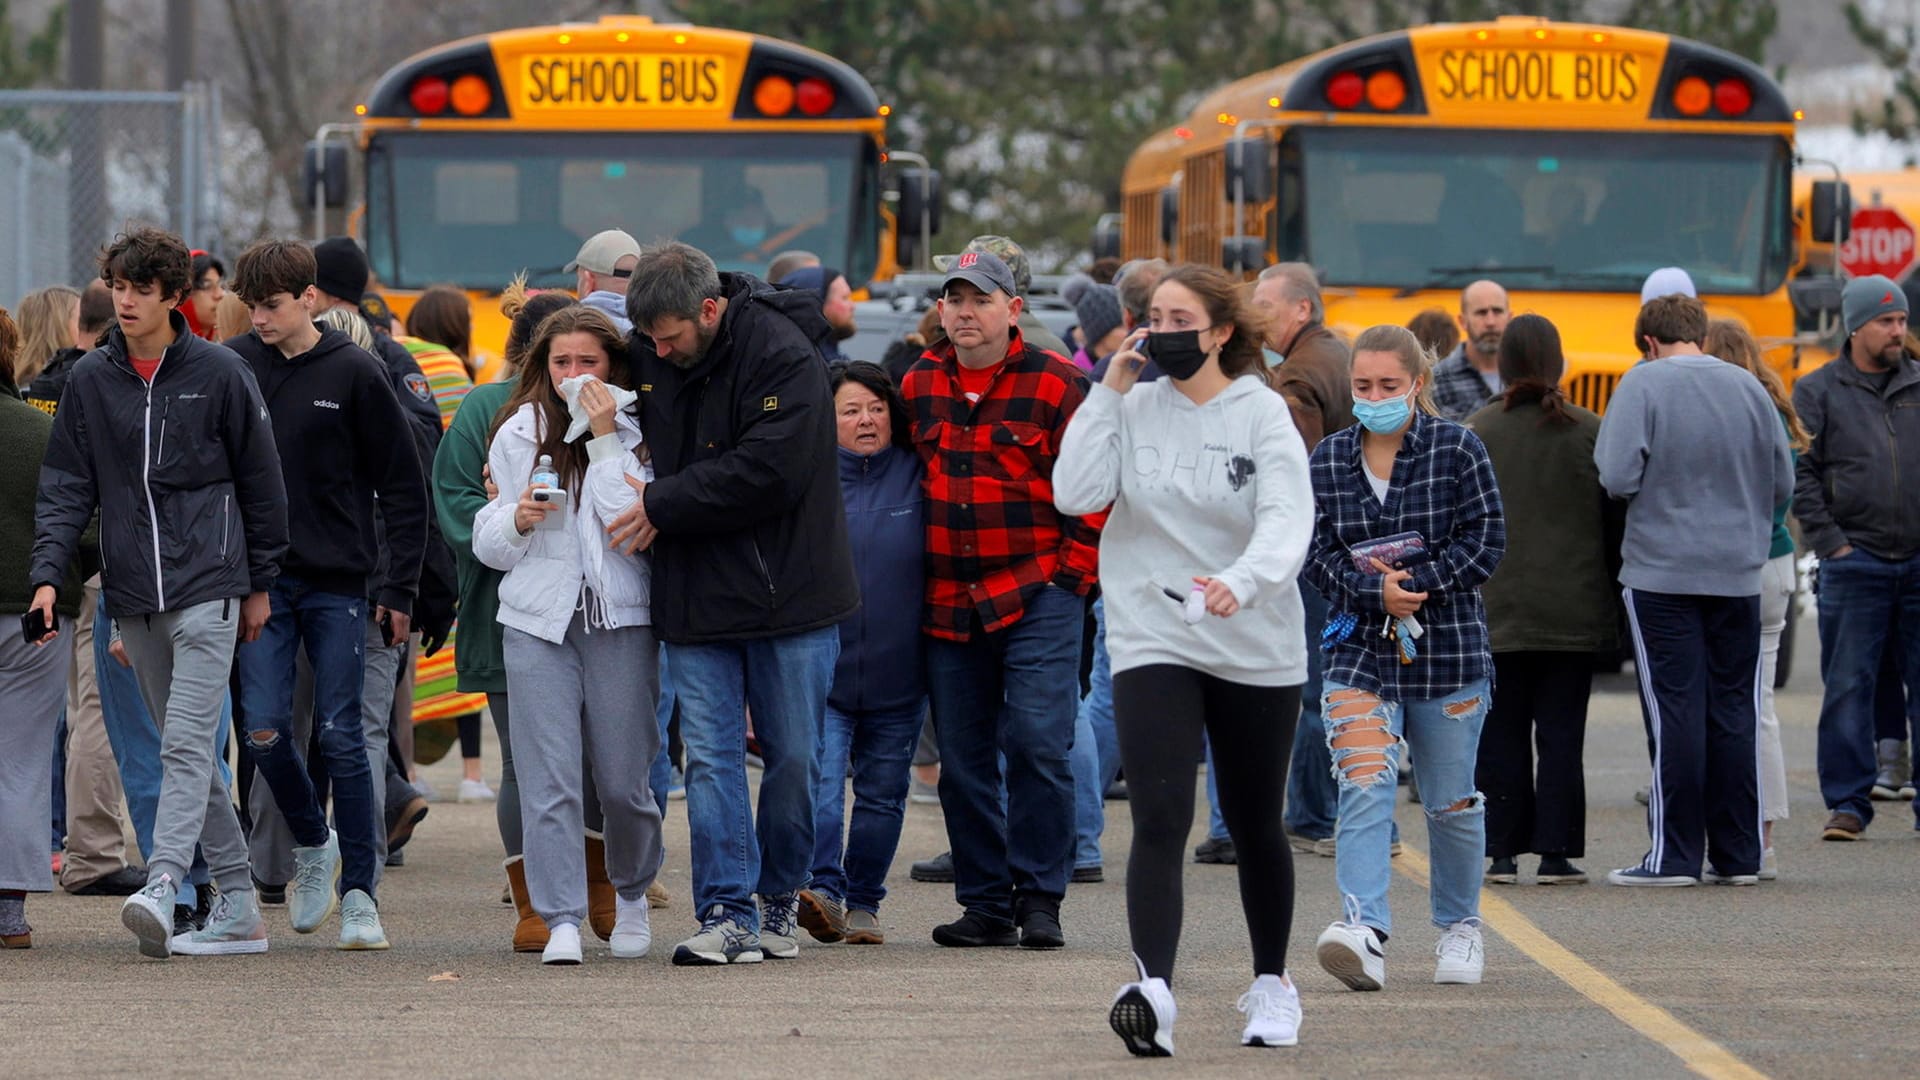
[1810,181,1852,244]
[1788,277,1843,323]
[1092,214,1122,260]
[1223,137,1273,204]
[895,168,944,239]
[303,142,348,210]
[1222,236,1267,274]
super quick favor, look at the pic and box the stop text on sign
[520,55,726,109]
[1432,50,1641,105]
[1840,207,1919,281]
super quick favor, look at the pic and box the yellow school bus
[1111,16,1814,411]
[310,16,931,380]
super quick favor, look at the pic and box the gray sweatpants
[117,599,252,896]
[503,615,663,929]
[249,616,404,888]
[489,693,607,859]
[0,631,70,891]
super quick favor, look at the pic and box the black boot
[1014,893,1065,950]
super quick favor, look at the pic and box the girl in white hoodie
[1055,265,1315,1057]
[473,306,663,966]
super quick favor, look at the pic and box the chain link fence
[0,85,223,309]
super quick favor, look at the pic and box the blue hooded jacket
[777,265,849,363]
[830,442,926,714]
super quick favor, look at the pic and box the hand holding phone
[1101,328,1152,395]
[22,586,58,645]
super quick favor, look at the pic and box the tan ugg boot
[584,832,616,941]
[503,856,547,953]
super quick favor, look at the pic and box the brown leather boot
[584,832,616,941]
[503,856,547,953]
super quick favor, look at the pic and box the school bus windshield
[1289,128,1792,295]
[364,130,879,291]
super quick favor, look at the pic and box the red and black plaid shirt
[902,329,1104,641]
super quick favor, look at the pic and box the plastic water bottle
[530,454,566,531]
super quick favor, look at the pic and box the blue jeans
[1325,678,1488,935]
[1283,578,1337,840]
[810,701,923,912]
[1070,598,1115,867]
[94,603,227,895]
[234,575,380,898]
[649,643,675,817]
[1815,549,1920,824]
[670,625,839,930]
[926,585,1083,920]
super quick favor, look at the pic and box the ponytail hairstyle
[499,272,576,381]
[1349,324,1439,416]
[1497,313,1575,427]
[1704,319,1810,452]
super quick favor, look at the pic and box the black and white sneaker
[1109,969,1176,1057]
[1315,919,1386,991]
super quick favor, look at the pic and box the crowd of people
[2,218,1916,1059]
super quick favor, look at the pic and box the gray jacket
[1594,353,1792,597]
[1792,350,1920,560]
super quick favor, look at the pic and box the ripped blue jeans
[1323,678,1488,936]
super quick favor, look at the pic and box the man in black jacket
[223,240,428,951]
[30,226,289,959]
[611,241,858,966]
[1795,275,1920,841]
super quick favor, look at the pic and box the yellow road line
[1395,848,1769,1080]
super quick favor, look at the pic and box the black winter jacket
[23,346,85,416]
[637,273,859,642]
[1793,349,1920,560]
[32,311,289,618]
[225,326,428,613]
[370,332,458,640]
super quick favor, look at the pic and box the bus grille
[1567,372,1621,414]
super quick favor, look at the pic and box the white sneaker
[543,922,583,965]
[1237,973,1301,1047]
[1758,847,1778,881]
[1701,868,1760,886]
[121,873,178,959]
[337,889,390,950]
[610,894,651,958]
[1315,919,1386,991]
[1434,918,1485,985]
[1109,971,1176,1057]
[457,779,497,803]
[288,828,341,933]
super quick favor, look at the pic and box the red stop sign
[1840,205,1919,281]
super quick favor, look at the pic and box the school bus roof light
[1473,29,1493,41]
[1794,108,1806,121]
[450,74,492,116]
[1325,70,1364,110]
[354,103,367,116]
[557,33,572,45]
[1714,77,1753,117]
[753,76,796,117]
[796,76,837,116]
[1365,70,1406,111]
[1531,28,1551,40]
[616,31,630,42]
[408,76,449,116]
[1175,126,1194,140]
[1672,76,1712,117]
[1589,32,1609,44]
[1268,96,1281,108]
[879,104,892,117]
[673,33,689,44]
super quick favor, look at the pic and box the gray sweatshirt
[1593,353,1793,597]
[1054,376,1314,687]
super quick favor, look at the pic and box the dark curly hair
[829,360,912,449]
[99,225,192,304]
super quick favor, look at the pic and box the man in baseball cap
[567,228,641,332]
[934,235,1072,357]
[1796,273,1920,841]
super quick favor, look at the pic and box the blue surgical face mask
[1262,347,1285,369]
[731,225,768,248]
[1351,388,1415,434]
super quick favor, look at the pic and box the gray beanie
[1844,274,1909,336]
[1063,275,1124,352]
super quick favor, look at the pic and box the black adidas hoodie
[225,324,428,614]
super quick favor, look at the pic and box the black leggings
[1113,665,1299,983]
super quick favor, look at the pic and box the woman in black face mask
[1060,265,1313,1056]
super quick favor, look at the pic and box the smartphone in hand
[20,608,55,644]
[380,611,397,647]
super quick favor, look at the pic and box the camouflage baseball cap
[934,235,1032,298]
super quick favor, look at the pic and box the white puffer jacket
[473,402,652,644]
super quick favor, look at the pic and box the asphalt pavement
[6,610,1917,1079]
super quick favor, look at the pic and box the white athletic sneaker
[121,873,178,959]
[1315,918,1386,991]
[288,828,341,933]
[337,889,390,950]
[543,922,583,965]
[457,779,497,803]
[1237,973,1301,1047]
[1433,918,1485,985]
[610,894,651,958]
[172,889,269,955]
[1758,847,1778,881]
[1701,868,1760,886]
[1109,967,1176,1057]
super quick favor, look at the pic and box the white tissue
[557,373,638,443]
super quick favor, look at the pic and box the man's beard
[831,318,857,342]
[1473,332,1501,355]
[666,320,718,368]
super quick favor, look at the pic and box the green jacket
[1,377,92,618]
[433,381,512,693]
[1467,397,1619,654]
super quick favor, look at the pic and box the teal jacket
[433,381,513,694]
